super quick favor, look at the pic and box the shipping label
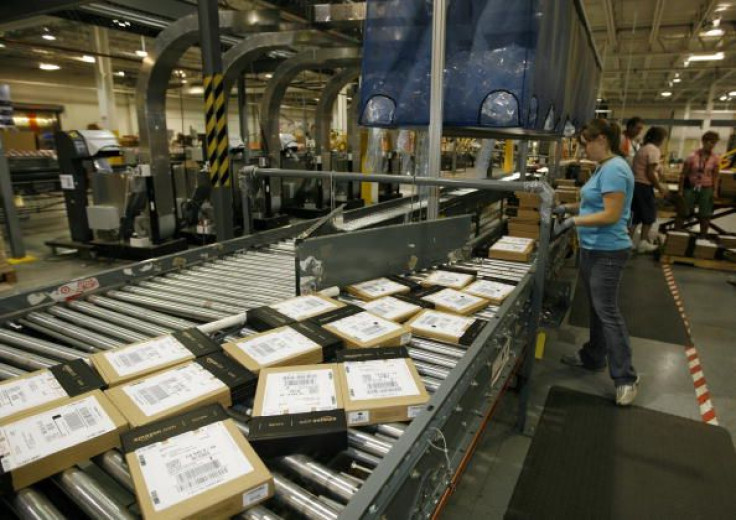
[344,358,420,401]
[424,270,474,288]
[105,335,192,377]
[352,278,407,299]
[270,296,338,321]
[260,368,337,416]
[0,371,68,420]
[464,280,515,301]
[411,311,474,339]
[422,288,485,313]
[364,296,419,321]
[329,312,402,343]
[238,328,319,366]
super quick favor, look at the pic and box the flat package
[664,231,691,256]
[463,279,516,305]
[92,328,221,386]
[322,310,412,349]
[0,390,128,492]
[406,309,486,345]
[362,295,423,322]
[489,236,535,262]
[223,322,342,373]
[250,365,347,458]
[122,404,272,520]
[337,351,429,426]
[693,239,718,260]
[420,287,489,315]
[421,270,475,289]
[248,295,345,331]
[0,359,104,423]
[346,277,412,300]
[106,353,256,427]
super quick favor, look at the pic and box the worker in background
[553,119,639,406]
[630,126,669,253]
[620,116,644,166]
[678,131,721,236]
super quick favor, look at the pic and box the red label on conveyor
[49,277,100,302]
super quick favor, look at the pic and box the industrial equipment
[50,130,187,259]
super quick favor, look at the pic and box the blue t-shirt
[577,156,634,251]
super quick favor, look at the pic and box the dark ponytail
[581,119,624,157]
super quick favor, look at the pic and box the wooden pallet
[660,254,736,272]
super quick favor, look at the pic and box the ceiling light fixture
[687,52,725,62]
[135,50,148,57]
[42,34,56,41]
[716,4,730,12]
[728,90,736,96]
[660,91,673,97]
[0,43,5,49]
[115,71,125,77]
[188,86,204,95]
[701,28,725,37]
[39,63,60,71]
[264,73,273,79]
[720,95,729,100]
[80,55,96,63]
[672,78,681,83]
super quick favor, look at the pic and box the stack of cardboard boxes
[508,192,541,239]
[555,178,580,205]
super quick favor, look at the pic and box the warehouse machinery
[0,167,556,519]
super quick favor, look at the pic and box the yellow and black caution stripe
[203,74,230,187]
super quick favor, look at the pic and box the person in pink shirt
[630,126,669,253]
[679,132,721,236]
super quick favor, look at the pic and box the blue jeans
[578,248,638,387]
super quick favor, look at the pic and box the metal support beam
[426,0,447,221]
[238,75,248,156]
[315,68,360,155]
[92,27,118,132]
[0,137,25,258]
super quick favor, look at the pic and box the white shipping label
[136,421,253,512]
[496,236,534,246]
[260,368,337,416]
[411,311,474,339]
[491,242,530,253]
[364,297,419,321]
[464,280,515,301]
[329,312,402,344]
[105,335,192,377]
[0,371,68,420]
[0,395,117,471]
[344,359,420,401]
[270,296,338,321]
[347,410,370,425]
[424,270,474,288]
[122,363,226,417]
[352,278,407,298]
[422,289,485,313]
[407,405,424,419]
[238,328,319,366]
[242,483,270,507]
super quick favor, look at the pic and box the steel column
[0,137,25,258]
[426,0,448,220]
[315,68,361,156]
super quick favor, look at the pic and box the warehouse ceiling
[583,0,736,111]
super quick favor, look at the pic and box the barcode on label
[242,483,269,507]
[118,351,144,368]
[151,490,160,505]
[250,338,287,357]
[61,406,97,432]
[282,374,319,395]
[347,410,369,425]
[138,385,171,405]
[361,374,401,397]
[172,460,226,492]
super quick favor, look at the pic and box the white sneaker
[616,376,640,406]
[637,240,658,254]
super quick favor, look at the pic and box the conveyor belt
[0,235,533,520]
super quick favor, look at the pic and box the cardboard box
[122,404,273,520]
[248,295,345,331]
[514,192,540,209]
[0,390,128,491]
[0,130,36,152]
[514,208,541,221]
[664,231,691,256]
[346,277,412,301]
[693,239,718,260]
[463,279,516,305]
[223,322,342,374]
[0,359,104,423]
[718,235,736,249]
[421,269,475,289]
[719,171,736,197]
[92,328,221,386]
[337,350,429,426]
[322,311,412,349]
[489,237,535,262]
[419,287,489,315]
[556,178,577,187]
[363,295,423,322]
[253,364,343,417]
[106,353,256,427]
[406,309,486,346]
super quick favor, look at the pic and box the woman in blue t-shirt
[554,119,639,406]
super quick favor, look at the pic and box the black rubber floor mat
[568,255,690,345]
[505,386,736,520]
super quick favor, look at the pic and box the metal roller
[119,287,243,315]
[106,290,227,321]
[208,256,296,274]
[16,319,96,355]
[0,328,89,361]
[343,447,382,468]
[279,454,360,502]
[317,495,346,512]
[348,429,393,457]
[191,265,295,288]
[14,487,67,520]
[0,362,26,380]
[136,280,252,308]
[47,307,149,343]
[24,312,120,351]
[56,467,136,520]
[411,338,466,359]
[233,251,296,263]
[236,505,286,520]
[94,450,134,493]
[349,461,374,478]
[407,348,458,370]
[166,272,293,300]
[0,344,57,371]
[87,295,196,330]
[150,277,284,305]
[412,361,451,380]
[68,301,173,337]
[272,473,339,520]
[375,423,406,439]
[421,376,443,392]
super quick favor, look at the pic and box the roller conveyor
[0,328,88,361]
[13,488,67,520]
[47,307,150,343]
[67,301,174,337]
[0,362,26,380]
[86,295,196,330]
[55,467,136,520]
[24,312,120,351]
[0,344,57,371]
